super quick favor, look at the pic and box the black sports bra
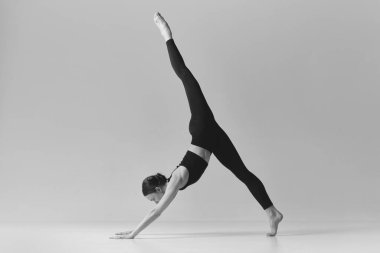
[168,150,208,190]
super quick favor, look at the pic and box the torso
[169,144,211,190]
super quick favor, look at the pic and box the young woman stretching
[110,12,283,239]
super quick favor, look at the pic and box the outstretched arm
[111,176,181,239]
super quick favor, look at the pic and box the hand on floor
[110,230,135,239]
[114,230,134,235]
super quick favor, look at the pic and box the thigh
[189,118,219,153]
[212,125,249,176]
[180,69,214,120]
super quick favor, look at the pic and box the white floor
[1,220,379,253]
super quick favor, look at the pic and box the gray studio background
[1,0,379,223]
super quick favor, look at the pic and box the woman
[110,12,283,239]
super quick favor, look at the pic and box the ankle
[163,34,173,42]
[265,205,277,217]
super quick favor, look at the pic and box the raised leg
[165,39,214,120]
[154,12,214,121]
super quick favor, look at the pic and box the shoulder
[169,166,189,189]
[173,165,189,178]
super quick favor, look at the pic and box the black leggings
[166,39,273,210]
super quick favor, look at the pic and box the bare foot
[265,206,283,236]
[153,12,172,41]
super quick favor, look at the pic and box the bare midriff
[188,144,211,163]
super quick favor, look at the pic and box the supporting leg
[212,125,283,235]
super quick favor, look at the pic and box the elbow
[151,209,162,217]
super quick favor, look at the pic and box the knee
[232,168,251,180]
[175,66,190,79]
[237,169,260,183]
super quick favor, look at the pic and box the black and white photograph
[1,1,379,252]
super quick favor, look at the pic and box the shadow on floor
[139,230,262,239]
[139,225,375,239]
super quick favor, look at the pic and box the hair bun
[155,173,167,185]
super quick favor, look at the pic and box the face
[145,186,165,204]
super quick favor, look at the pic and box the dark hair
[142,173,168,196]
